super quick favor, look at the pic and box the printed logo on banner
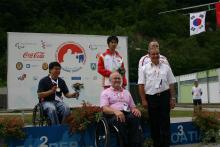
[16,62,23,70]
[71,77,82,80]
[17,74,26,81]
[31,64,40,68]
[42,62,48,70]
[41,40,52,49]
[23,51,45,60]
[90,63,97,70]
[15,43,24,49]
[89,44,106,51]
[41,40,46,49]
[89,44,98,50]
[26,64,30,68]
[15,42,37,50]
[56,42,86,72]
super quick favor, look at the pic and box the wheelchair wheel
[32,103,50,126]
[95,118,110,147]
[111,125,124,147]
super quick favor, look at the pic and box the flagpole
[183,8,216,16]
[159,1,219,15]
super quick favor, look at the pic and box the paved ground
[171,117,192,123]
[171,144,220,147]
[174,106,220,112]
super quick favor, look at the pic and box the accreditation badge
[123,103,130,112]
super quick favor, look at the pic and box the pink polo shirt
[100,87,136,111]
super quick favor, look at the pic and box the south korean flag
[190,11,206,36]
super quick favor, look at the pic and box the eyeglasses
[112,77,121,80]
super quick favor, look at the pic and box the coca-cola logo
[23,52,45,59]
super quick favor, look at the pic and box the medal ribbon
[49,76,60,93]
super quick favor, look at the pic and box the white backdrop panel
[7,32,128,109]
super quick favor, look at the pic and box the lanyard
[50,76,58,86]
[49,76,60,93]
[153,64,160,78]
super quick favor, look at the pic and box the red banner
[216,2,220,27]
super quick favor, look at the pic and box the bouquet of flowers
[72,83,84,93]
[72,83,84,99]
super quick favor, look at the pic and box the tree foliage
[0,0,219,84]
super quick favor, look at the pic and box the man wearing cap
[192,80,203,113]
[98,35,127,89]
[138,45,176,147]
[37,61,79,125]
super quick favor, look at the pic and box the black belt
[147,89,169,97]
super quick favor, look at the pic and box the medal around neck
[56,87,61,92]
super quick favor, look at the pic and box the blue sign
[3,122,200,147]
[5,125,95,147]
[170,122,200,145]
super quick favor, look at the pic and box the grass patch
[0,110,194,125]
[171,110,193,117]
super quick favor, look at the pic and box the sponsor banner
[7,32,128,109]
[171,122,200,145]
[4,122,200,146]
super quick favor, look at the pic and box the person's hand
[51,85,57,93]
[114,110,125,122]
[71,92,79,98]
[170,98,176,109]
[141,99,148,109]
[131,108,141,117]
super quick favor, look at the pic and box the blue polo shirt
[37,76,69,101]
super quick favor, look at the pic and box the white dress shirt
[138,61,176,95]
[138,54,169,82]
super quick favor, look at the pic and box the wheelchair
[32,102,51,126]
[95,116,124,147]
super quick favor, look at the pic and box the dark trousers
[146,90,171,147]
[104,112,143,147]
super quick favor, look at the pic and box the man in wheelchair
[37,62,79,125]
[100,71,143,147]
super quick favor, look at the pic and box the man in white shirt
[138,40,169,81]
[192,80,203,113]
[138,45,176,147]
